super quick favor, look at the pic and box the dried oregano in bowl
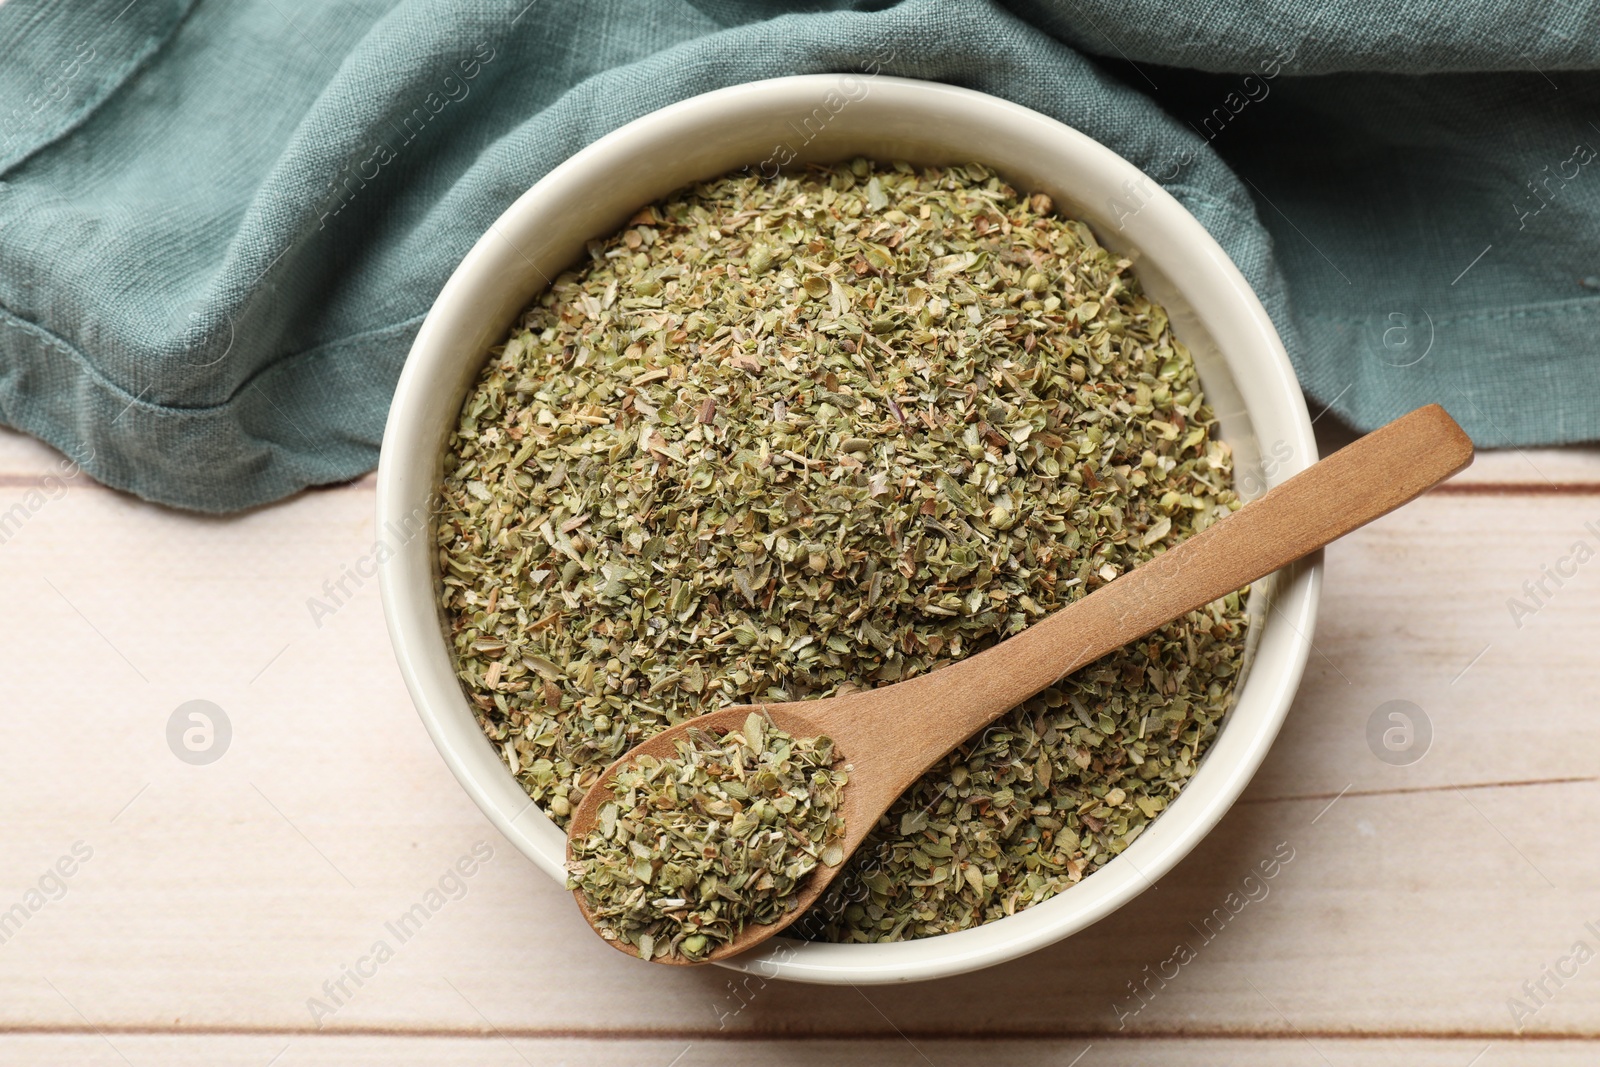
[438,159,1250,944]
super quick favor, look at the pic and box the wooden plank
[1,1034,1590,1066]
[2,425,1599,1045]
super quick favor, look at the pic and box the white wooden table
[2,413,1597,1066]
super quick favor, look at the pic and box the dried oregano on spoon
[440,158,1250,943]
[566,713,848,961]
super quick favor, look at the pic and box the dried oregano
[438,159,1250,943]
[566,712,847,961]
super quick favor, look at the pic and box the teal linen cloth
[2,0,1597,512]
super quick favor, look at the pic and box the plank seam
[0,1025,1591,1041]
[1240,775,1597,805]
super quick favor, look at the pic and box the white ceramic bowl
[377,75,1319,985]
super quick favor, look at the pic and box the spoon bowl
[565,701,846,965]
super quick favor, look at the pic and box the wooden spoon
[567,403,1474,964]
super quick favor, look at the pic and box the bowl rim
[377,73,1319,985]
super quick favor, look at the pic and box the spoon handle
[816,404,1473,802]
